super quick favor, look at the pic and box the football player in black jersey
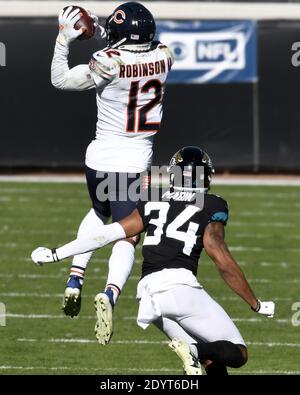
[32,146,275,375]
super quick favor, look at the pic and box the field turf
[0,182,299,375]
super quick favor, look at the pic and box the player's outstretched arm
[31,209,144,265]
[51,6,95,91]
[203,222,275,317]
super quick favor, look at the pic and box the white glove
[252,299,275,318]
[57,6,85,45]
[31,247,59,266]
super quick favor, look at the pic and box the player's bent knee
[229,344,248,368]
[238,344,248,366]
[114,235,140,247]
[125,234,140,247]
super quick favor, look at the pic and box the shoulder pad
[209,194,229,210]
[215,194,228,205]
[206,194,229,225]
[158,43,174,63]
[89,50,121,80]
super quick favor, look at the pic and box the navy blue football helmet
[105,2,156,47]
[169,146,215,191]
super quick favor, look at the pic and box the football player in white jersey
[51,2,173,344]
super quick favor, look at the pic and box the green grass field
[0,181,299,375]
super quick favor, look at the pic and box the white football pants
[142,285,245,346]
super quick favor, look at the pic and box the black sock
[205,363,228,376]
[195,341,245,368]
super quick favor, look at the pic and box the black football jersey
[137,191,228,278]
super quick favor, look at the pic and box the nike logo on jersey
[119,58,172,78]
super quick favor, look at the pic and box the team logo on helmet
[169,151,183,168]
[113,10,126,24]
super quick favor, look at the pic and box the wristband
[51,248,59,262]
[251,299,261,312]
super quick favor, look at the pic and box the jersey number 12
[126,80,162,133]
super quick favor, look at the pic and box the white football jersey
[86,42,173,173]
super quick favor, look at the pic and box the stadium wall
[0,5,300,171]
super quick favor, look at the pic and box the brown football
[63,5,95,40]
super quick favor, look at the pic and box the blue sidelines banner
[156,20,257,84]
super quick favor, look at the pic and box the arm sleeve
[55,222,126,260]
[51,38,95,91]
[208,197,229,226]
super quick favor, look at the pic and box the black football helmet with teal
[105,2,156,47]
[168,146,215,191]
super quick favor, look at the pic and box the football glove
[57,6,85,45]
[251,299,275,318]
[31,247,59,266]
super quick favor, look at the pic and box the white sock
[57,222,126,261]
[106,240,135,304]
[70,209,107,276]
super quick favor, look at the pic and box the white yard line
[0,365,179,372]
[234,233,300,240]
[230,370,300,374]
[0,258,298,268]
[214,179,300,186]
[0,292,293,301]
[15,338,300,347]
[121,316,290,324]
[17,338,167,344]
[0,175,86,183]
[230,222,294,227]
[2,314,289,325]
[233,318,289,324]
[4,313,86,319]
[0,292,135,300]
[224,192,300,198]
[0,273,140,281]
[239,211,300,217]
[1,273,299,283]
[0,292,66,298]
[1,174,300,186]
[0,365,298,374]
[247,342,300,347]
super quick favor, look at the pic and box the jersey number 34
[143,202,200,256]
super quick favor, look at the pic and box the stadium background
[0,0,300,376]
[1,0,300,171]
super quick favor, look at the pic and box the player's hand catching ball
[31,247,59,265]
[252,299,275,318]
[57,6,85,45]
[57,6,95,45]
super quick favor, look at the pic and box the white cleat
[169,338,202,375]
[94,293,113,345]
